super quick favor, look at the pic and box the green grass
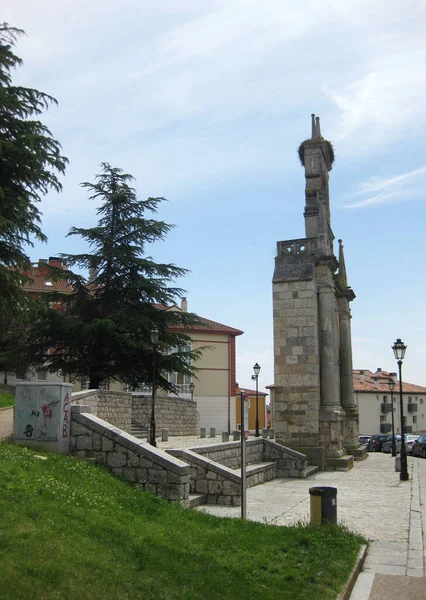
[0,392,15,408]
[0,443,365,600]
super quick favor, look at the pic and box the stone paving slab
[369,574,426,599]
[0,407,13,440]
[196,453,412,542]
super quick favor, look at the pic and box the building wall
[356,391,426,435]
[3,369,63,387]
[196,395,236,432]
[235,392,267,431]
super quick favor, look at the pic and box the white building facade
[354,368,426,436]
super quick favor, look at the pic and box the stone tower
[271,115,366,470]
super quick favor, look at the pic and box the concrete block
[200,427,206,438]
[210,427,216,438]
[222,431,229,442]
[162,429,168,442]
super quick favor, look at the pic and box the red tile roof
[353,369,426,394]
[236,386,268,397]
[266,369,426,394]
[22,261,73,294]
[21,266,243,335]
[154,304,243,336]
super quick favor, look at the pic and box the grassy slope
[0,443,365,600]
[0,392,14,408]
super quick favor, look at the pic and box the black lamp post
[150,326,159,447]
[253,362,261,437]
[392,338,408,481]
[189,382,195,402]
[387,372,397,457]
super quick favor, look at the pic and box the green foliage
[24,164,203,390]
[0,443,366,600]
[0,23,67,321]
[297,139,335,167]
[0,392,14,407]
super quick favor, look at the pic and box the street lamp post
[252,362,261,437]
[392,338,408,481]
[387,372,397,457]
[189,382,195,402]
[150,326,159,447]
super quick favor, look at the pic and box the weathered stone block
[122,468,136,483]
[107,452,127,468]
[148,469,167,483]
[195,480,208,494]
[223,481,240,495]
[102,437,114,452]
[76,435,93,451]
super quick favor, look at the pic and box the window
[380,415,385,423]
[383,395,387,402]
[413,416,417,424]
[167,342,192,393]
[37,369,47,381]
[15,370,28,380]
[421,398,424,405]
[408,396,412,403]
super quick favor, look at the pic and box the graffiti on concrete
[23,424,34,438]
[14,383,72,445]
[62,392,70,439]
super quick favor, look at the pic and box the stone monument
[271,114,366,470]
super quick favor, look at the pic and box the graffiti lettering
[62,392,70,439]
[24,424,34,438]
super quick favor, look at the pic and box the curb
[336,544,368,600]
[0,406,14,413]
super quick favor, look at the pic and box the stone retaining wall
[194,439,264,468]
[72,390,132,433]
[132,394,199,436]
[70,405,190,504]
[169,439,310,506]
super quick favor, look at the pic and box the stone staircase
[130,419,149,441]
[169,439,321,508]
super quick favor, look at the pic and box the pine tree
[0,23,67,321]
[27,163,203,390]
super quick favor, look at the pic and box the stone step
[231,461,276,475]
[188,493,207,508]
[304,465,320,477]
[230,461,277,488]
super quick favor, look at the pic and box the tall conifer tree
[27,164,202,390]
[0,24,67,320]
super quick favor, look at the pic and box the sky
[4,0,426,394]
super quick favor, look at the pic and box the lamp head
[392,338,407,361]
[253,362,261,376]
[150,326,159,345]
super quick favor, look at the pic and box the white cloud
[344,165,426,209]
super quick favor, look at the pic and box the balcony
[381,403,393,413]
[380,423,391,433]
[404,425,413,433]
[407,403,418,413]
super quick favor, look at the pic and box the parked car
[381,435,402,454]
[412,434,426,458]
[405,435,419,455]
[358,435,371,447]
[369,434,392,452]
